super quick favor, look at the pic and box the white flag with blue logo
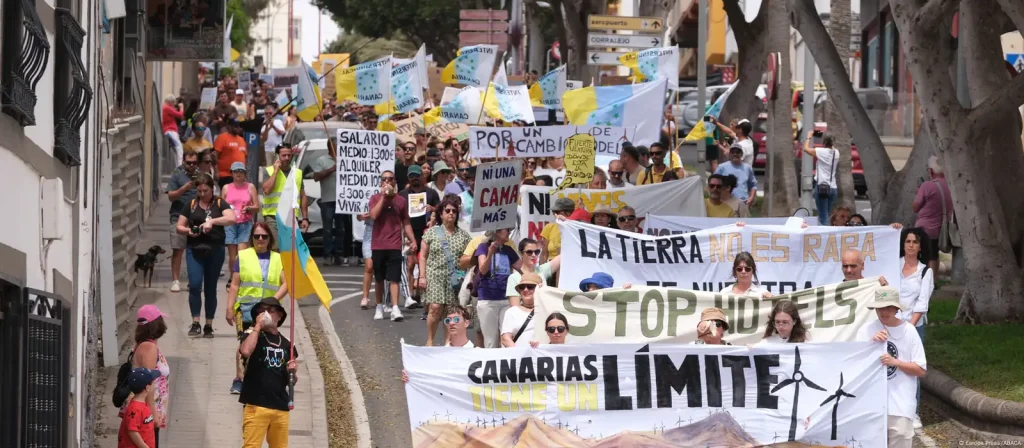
[391,58,423,113]
[619,46,680,91]
[529,65,567,109]
[442,45,499,88]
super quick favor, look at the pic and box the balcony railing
[54,8,93,167]
[1,0,51,126]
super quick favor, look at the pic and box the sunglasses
[458,168,473,172]
[381,176,396,182]
[518,284,537,291]
[609,171,623,176]
[232,169,246,174]
[546,326,567,334]
[253,234,270,240]
[617,215,636,222]
[735,266,752,273]
[522,249,541,256]
[708,184,723,189]
[443,316,463,325]
[650,151,665,157]
[847,222,865,226]
[442,208,458,214]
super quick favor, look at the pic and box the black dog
[134,245,166,288]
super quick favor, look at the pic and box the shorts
[170,222,187,249]
[372,249,404,283]
[706,143,720,162]
[926,238,940,262]
[362,224,373,259]
[225,221,254,245]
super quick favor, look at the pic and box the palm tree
[820,373,857,440]
[771,346,826,441]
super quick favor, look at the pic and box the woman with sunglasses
[196,151,220,196]
[500,273,543,347]
[828,205,854,226]
[523,158,537,180]
[176,173,237,338]
[225,221,287,394]
[506,238,561,307]
[418,196,471,346]
[760,300,811,344]
[182,114,213,155]
[221,162,259,290]
[719,251,771,299]
[846,214,869,226]
[529,312,570,347]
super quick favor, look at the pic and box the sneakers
[230,378,243,395]
[404,296,419,309]
[913,415,922,429]
[203,324,214,338]
[170,280,181,292]
[373,305,384,320]
[188,322,202,337]
[391,307,405,322]
[360,297,369,310]
[337,256,347,266]
[384,303,393,315]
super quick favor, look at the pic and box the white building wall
[250,0,301,68]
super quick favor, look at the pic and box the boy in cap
[118,368,160,448]
[857,286,926,448]
[694,307,732,345]
[239,298,299,448]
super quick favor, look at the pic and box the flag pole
[288,204,297,410]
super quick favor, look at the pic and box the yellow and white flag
[441,45,499,88]
[619,46,680,91]
[335,55,392,105]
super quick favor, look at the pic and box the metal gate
[0,278,70,448]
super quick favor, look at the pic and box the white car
[293,138,365,248]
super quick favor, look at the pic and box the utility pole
[287,0,294,65]
[696,0,708,186]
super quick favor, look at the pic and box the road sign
[460,21,509,32]
[587,51,627,65]
[460,9,508,21]
[587,33,662,49]
[1007,54,1024,73]
[588,15,664,32]
[459,32,509,46]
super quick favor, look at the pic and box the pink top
[914,178,953,239]
[161,104,183,134]
[224,182,254,223]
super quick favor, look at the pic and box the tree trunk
[889,0,1024,323]
[719,0,767,126]
[766,0,798,215]
[551,0,571,75]
[826,0,856,208]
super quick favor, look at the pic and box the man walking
[369,171,418,321]
[395,141,417,191]
[619,144,643,185]
[260,144,309,247]
[445,161,473,196]
[858,287,926,447]
[714,145,757,209]
[636,142,677,184]
[311,141,349,266]
[913,155,953,274]
[166,150,199,292]
[705,174,737,218]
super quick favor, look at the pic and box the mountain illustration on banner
[410,411,849,447]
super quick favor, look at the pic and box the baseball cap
[729,144,744,153]
[137,304,167,325]
[426,148,441,158]
[230,161,247,172]
[432,161,451,175]
[235,88,244,95]
[407,165,423,176]
[867,286,904,310]
[127,367,161,394]
[415,127,428,136]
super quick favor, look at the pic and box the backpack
[111,351,135,407]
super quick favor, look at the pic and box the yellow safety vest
[261,166,303,216]
[235,248,283,311]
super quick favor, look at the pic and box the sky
[295,0,341,62]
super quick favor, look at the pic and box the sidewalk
[95,199,330,447]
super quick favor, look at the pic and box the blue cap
[127,367,161,393]
[579,272,614,291]
[230,161,247,172]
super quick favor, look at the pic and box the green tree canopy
[313,0,462,63]
[324,32,419,65]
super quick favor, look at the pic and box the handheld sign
[471,160,522,232]
[199,87,217,110]
[335,129,396,214]
[556,133,596,191]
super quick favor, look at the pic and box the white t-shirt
[607,181,629,190]
[737,138,755,165]
[534,167,566,188]
[445,339,475,348]
[814,147,839,189]
[898,258,933,327]
[501,307,536,347]
[857,320,926,419]
[263,118,286,153]
[719,284,768,297]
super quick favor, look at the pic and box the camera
[191,225,201,235]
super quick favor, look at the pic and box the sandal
[359,297,369,309]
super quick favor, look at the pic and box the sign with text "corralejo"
[468,125,633,159]
[402,341,887,447]
[556,221,900,294]
[532,279,880,345]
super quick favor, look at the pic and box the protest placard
[556,220,900,293]
[259,74,274,86]
[199,88,218,110]
[516,178,706,242]
[533,278,881,345]
[393,116,470,144]
[334,129,396,214]
[468,125,633,158]
[272,67,302,88]
[471,160,522,232]
[408,192,427,218]
[557,134,597,190]
[402,341,887,447]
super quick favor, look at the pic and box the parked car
[291,138,364,249]
[283,121,363,147]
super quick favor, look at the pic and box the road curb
[922,368,1024,437]
[292,301,331,448]
[319,305,373,448]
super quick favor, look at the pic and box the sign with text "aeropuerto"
[587,15,664,32]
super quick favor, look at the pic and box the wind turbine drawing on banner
[820,373,857,440]
[771,346,826,441]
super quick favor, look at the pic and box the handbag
[817,148,837,198]
[111,351,135,407]
[933,179,960,252]
[434,226,466,295]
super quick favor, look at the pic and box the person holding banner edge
[694,308,732,345]
[528,313,570,347]
[474,229,522,348]
[719,252,772,298]
[760,300,811,344]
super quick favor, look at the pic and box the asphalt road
[321,263,439,448]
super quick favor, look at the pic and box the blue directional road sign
[1007,53,1024,73]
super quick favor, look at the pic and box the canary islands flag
[294,60,323,122]
[275,170,332,310]
[529,65,566,109]
[482,64,534,124]
[684,82,738,141]
[619,47,680,91]
[441,45,499,88]
[335,55,392,105]
[563,78,668,146]
[391,57,423,113]
[424,86,484,125]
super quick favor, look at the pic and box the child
[118,368,160,448]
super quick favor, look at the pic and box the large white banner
[468,125,635,159]
[532,279,880,345]
[557,221,900,293]
[645,215,805,236]
[471,160,522,232]
[403,341,887,447]
[334,130,396,214]
[517,178,706,241]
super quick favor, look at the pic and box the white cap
[235,89,244,94]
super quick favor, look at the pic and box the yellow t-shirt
[540,222,561,258]
[705,198,738,218]
[462,234,517,258]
